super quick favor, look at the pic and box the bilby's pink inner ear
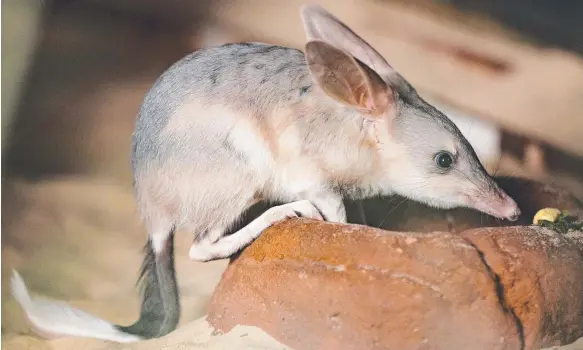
[301,4,394,77]
[305,40,392,118]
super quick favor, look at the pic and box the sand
[2,317,290,350]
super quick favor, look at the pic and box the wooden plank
[207,0,583,158]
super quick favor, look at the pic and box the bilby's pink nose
[500,192,521,221]
[490,192,521,221]
[505,206,521,221]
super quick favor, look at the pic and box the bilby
[12,4,521,343]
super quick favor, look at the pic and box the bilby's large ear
[301,4,394,77]
[305,40,392,117]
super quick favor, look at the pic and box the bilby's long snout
[468,184,521,222]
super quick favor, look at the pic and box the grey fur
[131,42,367,232]
[133,43,310,167]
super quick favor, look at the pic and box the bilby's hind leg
[189,200,323,262]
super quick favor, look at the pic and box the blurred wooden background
[3,0,582,193]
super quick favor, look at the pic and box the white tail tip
[11,270,141,343]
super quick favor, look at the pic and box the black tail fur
[116,230,180,338]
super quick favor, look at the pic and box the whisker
[504,170,518,179]
[376,183,429,228]
[452,168,482,190]
[493,153,503,177]
[467,119,475,139]
[377,195,411,228]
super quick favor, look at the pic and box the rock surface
[207,220,583,350]
[462,227,583,349]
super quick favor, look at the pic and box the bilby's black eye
[435,151,454,169]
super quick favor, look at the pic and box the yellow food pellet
[533,208,562,225]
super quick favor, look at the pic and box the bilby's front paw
[263,200,324,224]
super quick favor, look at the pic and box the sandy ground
[0,177,292,349]
[3,317,290,350]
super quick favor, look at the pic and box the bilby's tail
[11,231,179,343]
